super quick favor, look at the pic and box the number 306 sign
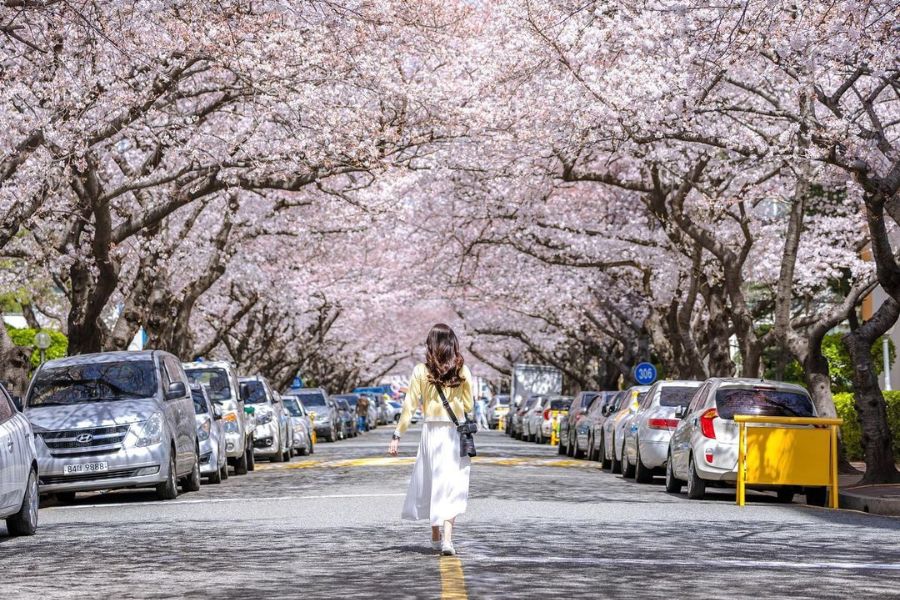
[633,362,657,385]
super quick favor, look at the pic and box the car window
[242,380,269,404]
[688,384,709,413]
[191,388,208,414]
[29,360,159,407]
[164,357,187,386]
[296,392,327,407]
[659,386,700,408]
[640,387,657,409]
[185,368,233,402]
[549,398,571,411]
[282,397,303,417]
[716,387,814,419]
[0,391,13,423]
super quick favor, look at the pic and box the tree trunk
[0,311,32,396]
[843,298,900,484]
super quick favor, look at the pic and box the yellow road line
[440,556,468,600]
[258,456,602,471]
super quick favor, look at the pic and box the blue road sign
[291,376,304,389]
[634,362,657,385]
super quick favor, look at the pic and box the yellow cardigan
[394,363,474,437]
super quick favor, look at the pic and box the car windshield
[191,389,208,414]
[716,387,814,419]
[337,400,350,410]
[550,399,572,410]
[29,360,158,407]
[242,380,268,404]
[337,395,359,406]
[296,392,327,407]
[185,368,232,402]
[282,397,303,417]
[495,396,509,405]
[582,393,599,410]
[659,386,699,407]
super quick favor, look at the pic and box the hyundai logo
[75,433,93,444]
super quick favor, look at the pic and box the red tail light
[648,418,679,430]
[699,409,718,439]
[543,409,551,420]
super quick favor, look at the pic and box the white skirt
[401,421,471,526]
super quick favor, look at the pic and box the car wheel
[686,455,706,500]
[246,441,256,472]
[156,452,179,500]
[208,458,223,484]
[298,444,309,456]
[272,436,285,462]
[574,435,585,459]
[634,443,652,483]
[621,441,635,478]
[558,434,567,455]
[599,434,611,470]
[566,434,575,457]
[7,468,38,536]
[221,462,229,480]
[234,447,249,476]
[665,453,683,493]
[181,451,201,493]
[805,487,827,506]
[308,435,315,454]
[610,436,622,474]
[776,488,795,504]
[56,491,77,504]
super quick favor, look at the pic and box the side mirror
[11,395,22,411]
[213,404,223,420]
[675,405,688,420]
[165,381,187,400]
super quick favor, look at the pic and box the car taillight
[700,409,718,439]
[543,409,550,420]
[648,418,679,430]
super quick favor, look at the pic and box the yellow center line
[440,556,468,600]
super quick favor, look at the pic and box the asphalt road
[3,425,900,599]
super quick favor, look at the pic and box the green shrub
[834,391,900,461]
[5,326,68,368]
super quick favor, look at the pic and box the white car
[666,378,826,505]
[601,386,650,474]
[191,385,228,484]
[622,380,702,482]
[1,384,38,536]
[282,395,314,456]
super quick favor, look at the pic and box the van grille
[40,425,130,458]
[40,468,143,486]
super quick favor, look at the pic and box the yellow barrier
[735,415,843,508]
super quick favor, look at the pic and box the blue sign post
[633,362,657,385]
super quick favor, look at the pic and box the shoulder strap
[434,384,460,426]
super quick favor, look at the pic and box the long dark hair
[424,323,465,388]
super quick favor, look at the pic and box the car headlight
[125,413,164,448]
[257,411,273,425]
[197,419,211,441]
[223,411,240,433]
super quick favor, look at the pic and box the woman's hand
[388,438,400,456]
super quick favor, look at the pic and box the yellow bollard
[498,415,506,432]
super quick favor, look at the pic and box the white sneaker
[441,541,456,556]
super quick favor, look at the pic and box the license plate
[63,462,109,475]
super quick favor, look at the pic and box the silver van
[25,351,200,501]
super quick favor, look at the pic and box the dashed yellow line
[440,556,468,599]
[258,456,601,471]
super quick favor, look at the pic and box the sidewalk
[838,462,900,517]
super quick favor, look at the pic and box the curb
[839,489,900,517]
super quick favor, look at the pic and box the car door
[158,357,186,473]
[672,383,709,477]
[0,390,22,513]
[166,357,196,470]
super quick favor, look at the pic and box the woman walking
[389,324,474,556]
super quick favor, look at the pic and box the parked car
[487,394,510,429]
[384,400,402,423]
[373,396,393,425]
[334,398,357,438]
[666,378,825,504]
[589,390,627,462]
[191,384,228,484]
[240,376,292,462]
[576,391,617,459]
[529,395,572,443]
[27,351,200,502]
[0,383,38,535]
[521,395,547,442]
[622,380,702,482]
[601,385,651,473]
[511,395,540,440]
[287,388,341,442]
[558,391,600,457]
[281,394,314,456]
[184,360,254,475]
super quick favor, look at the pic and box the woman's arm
[461,366,474,414]
[394,365,421,438]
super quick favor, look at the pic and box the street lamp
[34,331,51,365]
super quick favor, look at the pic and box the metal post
[39,348,46,364]
[830,424,839,509]
[883,336,892,391]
